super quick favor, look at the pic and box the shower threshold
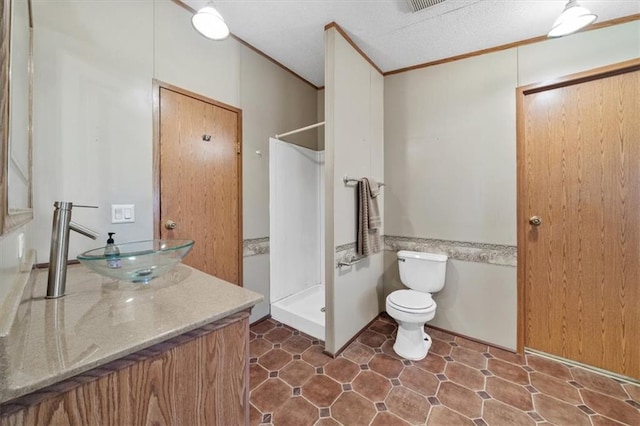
[271,284,325,341]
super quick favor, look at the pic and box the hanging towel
[357,178,382,256]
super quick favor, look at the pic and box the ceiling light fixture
[547,0,597,38]
[192,4,230,41]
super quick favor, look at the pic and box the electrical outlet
[111,204,135,223]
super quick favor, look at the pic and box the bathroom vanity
[0,264,262,424]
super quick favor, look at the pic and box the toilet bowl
[386,251,447,361]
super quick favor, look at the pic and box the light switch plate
[111,204,135,223]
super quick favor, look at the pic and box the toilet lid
[388,290,435,311]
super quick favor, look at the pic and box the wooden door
[155,82,242,285]
[517,60,640,379]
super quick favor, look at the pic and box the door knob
[165,220,177,230]
[529,216,542,226]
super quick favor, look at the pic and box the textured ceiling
[183,1,640,87]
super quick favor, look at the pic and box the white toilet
[386,250,448,361]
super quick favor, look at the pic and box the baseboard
[323,314,381,359]
[250,313,271,326]
[424,323,518,354]
[526,348,640,386]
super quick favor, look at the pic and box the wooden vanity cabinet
[0,311,250,426]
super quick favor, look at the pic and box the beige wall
[325,28,384,354]
[517,21,640,86]
[155,1,240,107]
[383,21,640,350]
[240,40,318,321]
[385,49,518,245]
[317,89,325,150]
[0,0,317,320]
[240,45,318,240]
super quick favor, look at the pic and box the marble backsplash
[384,235,516,267]
[244,236,516,267]
[243,237,269,257]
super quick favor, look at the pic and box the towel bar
[338,256,364,268]
[343,176,385,186]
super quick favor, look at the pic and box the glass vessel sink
[77,240,195,283]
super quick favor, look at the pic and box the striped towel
[357,178,382,256]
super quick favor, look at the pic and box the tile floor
[249,314,640,425]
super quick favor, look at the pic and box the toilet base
[393,321,432,361]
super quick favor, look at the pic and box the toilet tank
[397,250,448,293]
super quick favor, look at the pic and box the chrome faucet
[47,201,99,298]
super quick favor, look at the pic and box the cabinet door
[0,313,249,425]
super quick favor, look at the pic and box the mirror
[0,0,33,234]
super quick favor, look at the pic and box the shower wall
[269,138,324,303]
[324,26,385,354]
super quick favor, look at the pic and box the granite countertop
[0,264,263,405]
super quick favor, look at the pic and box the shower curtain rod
[275,121,325,139]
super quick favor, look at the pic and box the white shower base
[271,284,325,341]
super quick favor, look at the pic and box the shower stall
[269,137,325,340]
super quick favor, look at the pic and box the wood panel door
[517,60,640,379]
[155,82,242,285]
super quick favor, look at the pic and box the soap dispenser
[105,232,121,269]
